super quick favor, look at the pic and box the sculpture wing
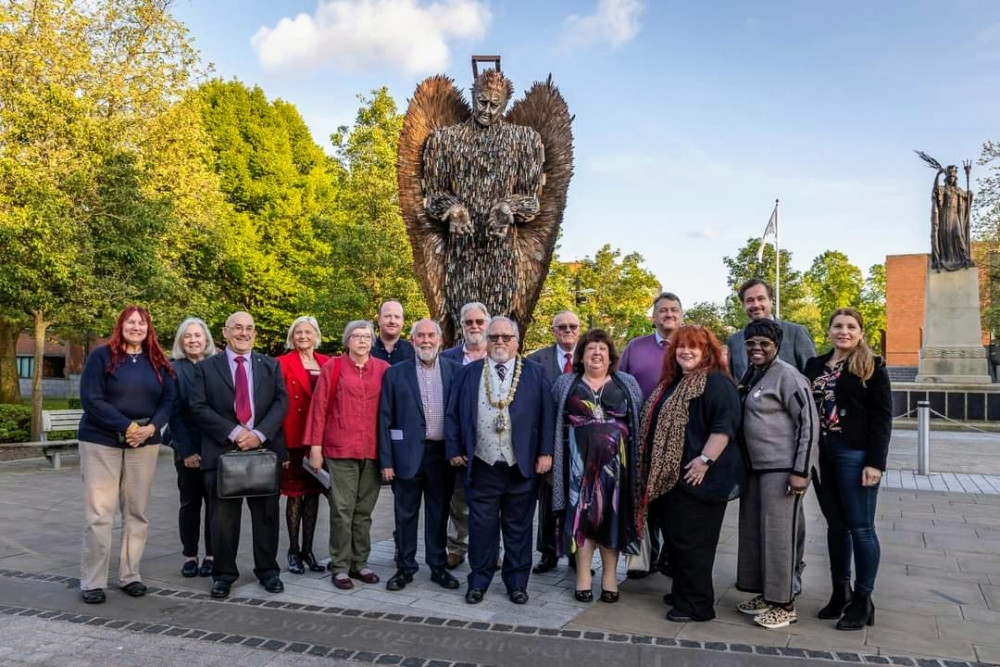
[505,75,574,330]
[397,76,471,336]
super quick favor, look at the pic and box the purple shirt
[618,333,669,400]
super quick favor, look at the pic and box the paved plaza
[0,427,998,666]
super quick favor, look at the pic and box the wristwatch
[698,453,714,466]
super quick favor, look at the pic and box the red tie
[234,356,252,425]
[562,352,572,374]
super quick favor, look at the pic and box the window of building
[17,356,33,379]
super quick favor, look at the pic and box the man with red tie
[190,311,289,599]
[526,310,580,574]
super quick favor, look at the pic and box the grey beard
[417,348,439,363]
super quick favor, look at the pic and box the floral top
[811,360,844,432]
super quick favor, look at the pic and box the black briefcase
[217,447,280,498]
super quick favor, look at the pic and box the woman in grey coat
[550,329,644,603]
[736,319,819,629]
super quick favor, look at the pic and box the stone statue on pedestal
[917,151,975,272]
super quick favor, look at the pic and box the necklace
[127,351,142,364]
[583,375,610,420]
[482,356,523,433]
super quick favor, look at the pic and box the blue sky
[172,0,1000,306]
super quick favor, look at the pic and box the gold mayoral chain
[482,356,523,434]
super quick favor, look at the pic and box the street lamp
[573,274,596,330]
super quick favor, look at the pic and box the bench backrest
[41,409,84,433]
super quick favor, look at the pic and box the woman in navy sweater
[78,306,175,604]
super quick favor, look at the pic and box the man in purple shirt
[618,292,684,399]
[617,292,683,578]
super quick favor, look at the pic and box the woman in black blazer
[168,317,218,579]
[804,308,892,632]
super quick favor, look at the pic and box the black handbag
[217,447,280,498]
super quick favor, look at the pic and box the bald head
[223,311,256,355]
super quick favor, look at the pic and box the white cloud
[251,0,491,75]
[689,226,722,239]
[560,0,644,52]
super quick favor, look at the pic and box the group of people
[75,279,891,634]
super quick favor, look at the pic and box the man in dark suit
[446,316,554,605]
[727,279,816,381]
[439,301,490,569]
[189,311,288,599]
[379,319,461,592]
[525,309,579,574]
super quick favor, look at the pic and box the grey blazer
[727,319,815,380]
[527,344,572,384]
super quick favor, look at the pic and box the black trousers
[176,460,212,559]
[535,479,559,560]
[660,487,727,621]
[392,440,455,573]
[466,459,536,594]
[203,470,280,584]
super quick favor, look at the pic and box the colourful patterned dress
[564,378,630,552]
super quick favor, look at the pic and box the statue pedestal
[916,266,991,384]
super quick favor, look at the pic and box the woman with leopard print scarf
[636,325,743,623]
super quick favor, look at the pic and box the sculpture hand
[487,202,514,239]
[446,204,473,236]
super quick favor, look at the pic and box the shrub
[0,404,32,443]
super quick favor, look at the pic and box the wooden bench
[0,409,83,469]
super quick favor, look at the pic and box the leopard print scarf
[636,370,709,531]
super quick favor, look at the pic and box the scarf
[636,370,708,531]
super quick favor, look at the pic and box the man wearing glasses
[526,310,580,574]
[726,279,815,381]
[446,317,554,605]
[440,302,491,569]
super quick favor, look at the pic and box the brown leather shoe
[332,573,354,590]
[446,554,464,570]
[349,568,380,584]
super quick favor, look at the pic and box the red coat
[277,351,331,450]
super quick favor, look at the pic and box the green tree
[722,238,821,343]
[325,88,426,335]
[683,301,731,342]
[974,141,1000,340]
[0,0,205,437]
[522,254,576,351]
[859,263,887,352]
[804,250,864,320]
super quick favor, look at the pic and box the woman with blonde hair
[804,308,891,631]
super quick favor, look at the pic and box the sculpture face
[945,167,958,186]
[473,87,507,127]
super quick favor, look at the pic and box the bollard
[917,400,930,476]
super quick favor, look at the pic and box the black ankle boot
[836,592,874,631]
[288,551,304,575]
[818,582,852,619]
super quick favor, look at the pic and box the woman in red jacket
[306,320,389,590]
[277,316,330,575]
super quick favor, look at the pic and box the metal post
[917,400,930,476]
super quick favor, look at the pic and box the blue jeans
[813,432,880,594]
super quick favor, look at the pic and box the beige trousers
[79,441,159,590]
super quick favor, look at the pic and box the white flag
[756,204,778,262]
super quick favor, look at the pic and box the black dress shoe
[301,552,325,573]
[430,568,460,589]
[210,580,231,599]
[288,552,305,575]
[666,608,693,623]
[199,559,214,577]
[600,589,619,603]
[386,570,414,591]
[532,556,558,574]
[509,590,529,605]
[465,588,485,604]
[81,588,105,604]
[574,589,593,602]
[181,560,199,578]
[261,576,284,594]
[121,581,147,597]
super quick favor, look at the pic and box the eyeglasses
[463,318,486,326]
[227,324,255,333]
[487,334,516,343]
[745,339,775,350]
[349,334,373,341]
[554,324,579,332]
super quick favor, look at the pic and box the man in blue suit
[446,316,554,605]
[379,319,461,592]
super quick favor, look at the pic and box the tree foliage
[683,301,731,342]
[859,263,887,351]
[805,250,864,322]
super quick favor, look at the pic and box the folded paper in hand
[302,457,331,490]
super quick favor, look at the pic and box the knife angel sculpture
[397,61,573,345]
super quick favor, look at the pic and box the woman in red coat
[277,316,330,574]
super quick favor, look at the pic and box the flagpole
[774,198,781,320]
